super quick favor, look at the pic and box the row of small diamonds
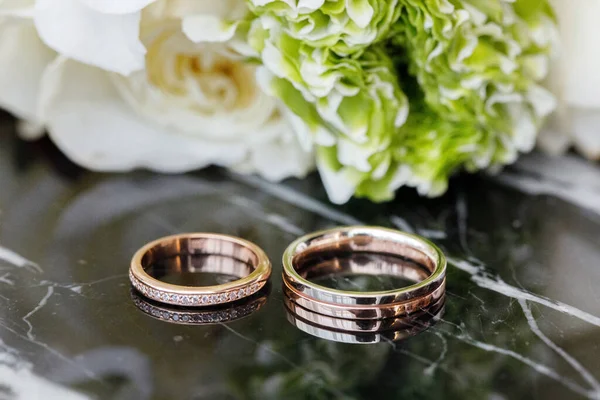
[131,295,261,324]
[129,271,262,306]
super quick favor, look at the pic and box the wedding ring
[130,233,271,306]
[282,226,446,311]
[130,289,268,325]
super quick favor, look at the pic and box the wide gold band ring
[282,226,446,312]
[129,233,271,307]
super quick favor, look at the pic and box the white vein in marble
[0,339,89,400]
[423,331,448,377]
[0,272,14,285]
[48,347,154,400]
[0,245,42,273]
[451,258,600,328]
[22,286,54,340]
[434,316,594,398]
[519,299,600,399]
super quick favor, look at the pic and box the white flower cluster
[0,0,313,180]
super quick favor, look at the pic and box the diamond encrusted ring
[129,233,271,307]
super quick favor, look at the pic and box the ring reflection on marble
[284,294,445,332]
[130,233,271,307]
[282,226,446,313]
[285,295,445,344]
[130,289,268,325]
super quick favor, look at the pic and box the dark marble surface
[1,119,600,400]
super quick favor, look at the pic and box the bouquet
[0,0,559,203]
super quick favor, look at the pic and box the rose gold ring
[130,233,271,307]
[282,226,446,312]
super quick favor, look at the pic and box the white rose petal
[79,0,156,14]
[234,121,313,181]
[182,15,239,43]
[551,0,600,109]
[0,20,55,126]
[542,0,600,160]
[40,58,248,172]
[34,0,146,75]
[146,0,247,20]
[571,109,600,161]
[0,0,35,17]
[16,120,45,141]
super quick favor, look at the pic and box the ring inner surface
[292,233,435,291]
[142,237,258,286]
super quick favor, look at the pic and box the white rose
[540,0,600,161]
[1,0,313,180]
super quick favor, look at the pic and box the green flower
[391,0,557,163]
[247,0,402,55]
[248,0,557,203]
[253,23,409,202]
